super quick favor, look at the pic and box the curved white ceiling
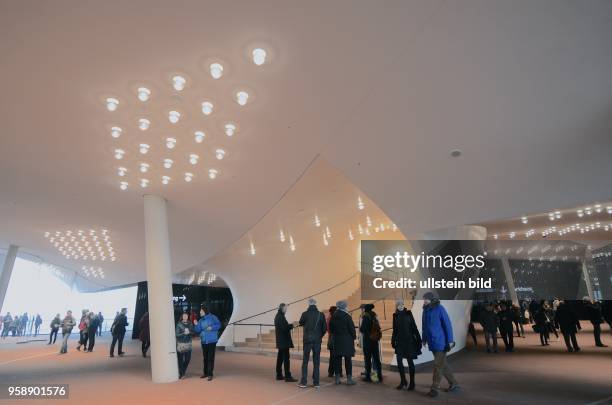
[0,0,611,289]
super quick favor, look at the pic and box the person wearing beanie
[274,303,298,382]
[421,292,459,397]
[297,298,327,388]
[359,303,383,383]
[392,298,421,390]
[326,306,338,378]
[329,300,356,385]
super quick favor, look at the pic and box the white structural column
[501,257,520,306]
[0,245,19,314]
[581,260,594,300]
[143,194,179,383]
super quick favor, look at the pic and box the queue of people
[273,292,459,398]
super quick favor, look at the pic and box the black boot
[396,380,407,390]
[408,370,415,390]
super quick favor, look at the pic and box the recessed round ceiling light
[208,169,218,179]
[117,167,127,177]
[210,63,224,79]
[224,123,236,137]
[166,137,177,149]
[215,149,226,160]
[111,126,122,139]
[201,101,213,116]
[172,75,186,91]
[194,131,205,143]
[161,175,171,185]
[137,87,151,102]
[106,97,119,111]
[252,48,266,66]
[139,143,150,154]
[114,149,125,160]
[189,154,199,165]
[184,172,194,182]
[450,149,462,157]
[120,181,128,190]
[139,162,150,173]
[236,91,249,106]
[168,110,181,124]
[138,118,151,131]
[163,158,173,169]
[140,179,149,188]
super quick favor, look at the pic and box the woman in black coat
[274,303,297,382]
[392,299,422,390]
[329,300,356,385]
[554,300,581,352]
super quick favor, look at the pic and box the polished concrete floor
[0,325,611,405]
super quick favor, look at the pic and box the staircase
[229,289,413,366]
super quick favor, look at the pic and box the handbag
[177,341,192,353]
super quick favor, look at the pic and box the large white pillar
[143,195,179,383]
[0,245,19,314]
[501,257,520,306]
[581,260,594,300]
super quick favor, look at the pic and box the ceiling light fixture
[357,196,365,210]
[279,229,285,242]
[138,118,150,131]
[249,241,256,255]
[194,131,205,143]
[224,123,236,137]
[139,143,150,154]
[184,172,194,182]
[137,87,151,102]
[168,110,181,124]
[172,75,186,91]
[208,169,218,179]
[117,167,127,177]
[161,175,171,185]
[201,101,213,116]
[120,181,128,190]
[140,179,149,188]
[210,63,223,79]
[114,149,125,160]
[111,126,122,139]
[215,149,225,160]
[106,97,119,112]
[166,137,177,149]
[189,154,199,165]
[236,91,249,106]
[252,48,266,66]
[521,216,528,224]
[348,230,354,240]
[314,214,321,227]
[139,162,150,173]
[163,158,173,169]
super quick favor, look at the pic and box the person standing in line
[110,308,129,357]
[274,303,298,382]
[479,304,499,353]
[176,312,194,379]
[534,307,550,346]
[20,313,28,336]
[194,306,221,380]
[97,312,104,336]
[326,306,338,378]
[48,314,61,345]
[76,310,89,352]
[392,299,421,391]
[297,298,327,389]
[1,313,12,339]
[512,304,525,338]
[543,301,559,341]
[139,312,151,357]
[360,303,383,383]
[329,300,356,386]
[59,310,76,354]
[584,298,608,347]
[498,303,515,352]
[554,300,581,352]
[34,314,42,337]
[86,312,100,352]
[422,292,459,398]
[528,299,540,324]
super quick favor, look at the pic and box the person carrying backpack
[360,303,383,383]
[297,298,327,388]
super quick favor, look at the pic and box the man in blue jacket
[194,306,221,380]
[421,292,459,398]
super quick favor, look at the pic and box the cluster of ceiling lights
[248,196,399,255]
[44,229,116,262]
[105,48,268,190]
[577,204,612,217]
[81,265,105,279]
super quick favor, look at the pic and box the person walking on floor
[274,303,298,382]
[326,306,339,378]
[512,304,525,338]
[498,303,515,352]
[554,300,581,352]
[584,298,608,347]
[534,307,550,346]
[86,312,100,352]
[422,292,459,398]
[2,313,12,339]
[97,312,104,336]
[479,304,499,353]
[59,310,76,354]
[329,300,356,386]
[48,313,61,345]
[297,298,327,389]
[194,306,221,380]
[544,301,559,341]
[392,298,422,391]
[176,312,194,379]
[139,312,151,357]
[110,308,129,357]
[34,314,42,337]
[360,303,383,383]
[76,310,89,352]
